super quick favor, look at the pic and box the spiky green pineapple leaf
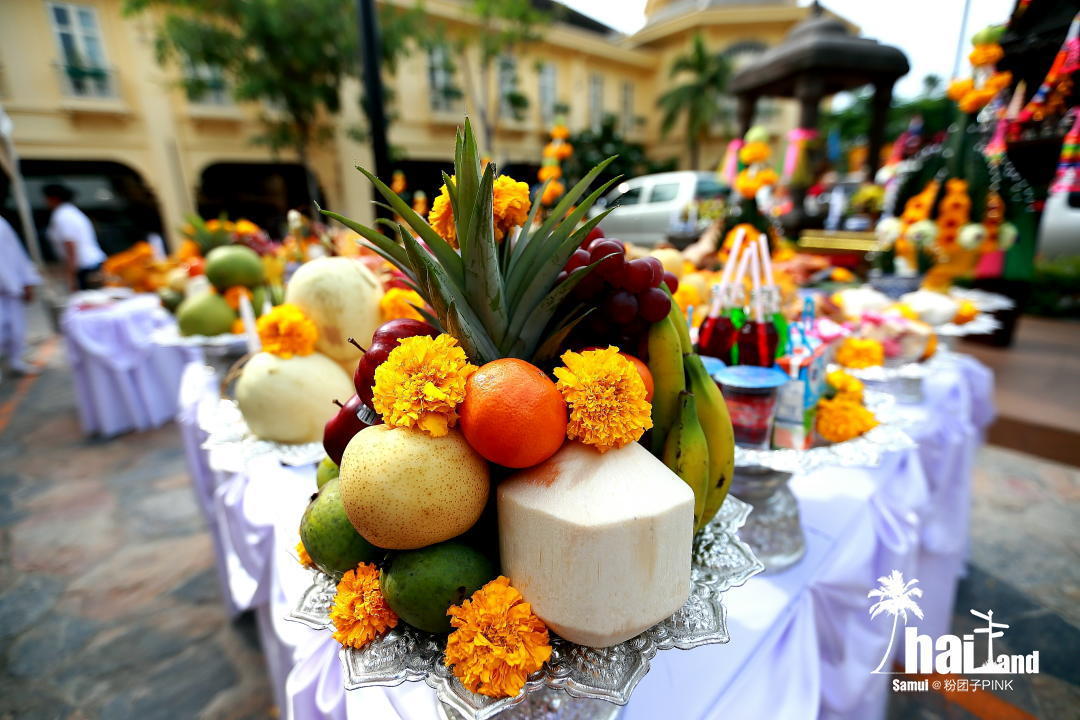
[454,121,482,251]
[459,164,508,348]
[503,260,600,358]
[356,166,464,289]
[319,206,411,271]
[532,306,593,365]
[508,178,551,271]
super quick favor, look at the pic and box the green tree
[657,34,731,169]
[124,0,421,210]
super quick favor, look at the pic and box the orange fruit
[459,358,567,468]
[583,347,654,402]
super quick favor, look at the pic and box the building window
[588,74,604,131]
[49,2,113,98]
[621,81,634,135]
[538,62,557,126]
[185,62,229,105]
[428,44,459,113]
[498,54,528,120]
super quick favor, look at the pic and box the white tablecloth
[180,353,993,720]
[61,293,198,436]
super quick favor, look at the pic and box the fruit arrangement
[291,120,736,702]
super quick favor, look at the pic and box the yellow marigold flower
[372,334,477,437]
[541,179,565,206]
[256,303,319,358]
[380,287,426,322]
[835,337,884,369]
[428,185,457,248]
[946,78,974,101]
[493,175,531,242]
[953,300,979,325]
[739,141,771,165]
[816,396,878,443]
[537,164,562,183]
[330,563,398,650]
[296,541,315,569]
[968,43,1004,67]
[826,369,864,403]
[553,346,653,452]
[444,576,552,699]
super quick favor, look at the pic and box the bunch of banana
[647,302,736,533]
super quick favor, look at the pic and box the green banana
[684,353,736,531]
[663,390,711,529]
[647,313,686,455]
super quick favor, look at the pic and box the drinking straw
[749,240,765,324]
[729,237,754,305]
[239,294,261,354]
[757,234,775,287]
[718,227,747,288]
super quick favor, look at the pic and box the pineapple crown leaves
[322,117,619,364]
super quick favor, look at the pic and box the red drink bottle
[736,320,779,367]
[698,314,737,362]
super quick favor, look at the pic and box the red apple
[323,394,380,465]
[350,318,439,406]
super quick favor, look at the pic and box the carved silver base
[730,466,805,574]
[437,688,621,720]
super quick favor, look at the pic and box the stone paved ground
[0,308,1077,719]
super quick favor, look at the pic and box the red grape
[638,287,672,323]
[643,257,664,288]
[555,271,568,284]
[623,259,653,293]
[572,271,603,300]
[565,248,590,272]
[663,271,679,293]
[605,290,638,325]
[596,252,626,283]
[589,239,625,263]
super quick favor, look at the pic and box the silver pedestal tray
[197,396,327,468]
[730,466,804,573]
[287,497,762,720]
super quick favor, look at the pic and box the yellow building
[0,0,846,252]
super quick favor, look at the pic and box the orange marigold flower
[428,185,457,247]
[256,303,318,358]
[537,164,563,183]
[739,141,771,165]
[835,337,885,369]
[379,287,426,322]
[541,179,565,206]
[735,169,761,199]
[444,576,552,699]
[816,396,878,443]
[958,88,996,114]
[223,285,253,310]
[946,78,974,101]
[330,563,398,650]
[372,334,476,437]
[953,300,979,325]
[296,541,315,569]
[493,175,531,242]
[985,71,1013,93]
[550,124,569,140]
[968,43,1004,67]
[554,346,653,452]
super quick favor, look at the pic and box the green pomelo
[380,541,496,633]
[300,478,381,575]
[205,245,265,290]
[176,291,236,336]
[316,457,339,490]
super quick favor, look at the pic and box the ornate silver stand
[730,465,805,573]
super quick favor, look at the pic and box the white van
[589,171,727,246]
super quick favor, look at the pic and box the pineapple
[322,119,618,364]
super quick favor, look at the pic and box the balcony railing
[56,63,118,99]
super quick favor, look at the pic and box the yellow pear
[339,425,489,549]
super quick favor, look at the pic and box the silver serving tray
[734,390,915,474]
[287,497,762,720]
[150,324,251,351]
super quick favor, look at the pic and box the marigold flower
[444,576,552,699]
[554,346,653,452]
[958,88,996,114]
[541,179,565,206]
[816,397,878,443]
[297,541,315,569]
[428,184,457,247]
[757,167,779,187]
[835,337,885,369]
[946,78,974,101]
[739,141,771,165]
[223,285,253,310]
[177,239,201,261]
[826,369,864,403]
[493,175,531,242]
[330,563,398,650]
[372,333,477,437]
[985,71,1013,93]
[256,303,319,358]
[380,287,427,322]
[735,169,761,199]
[234,219,261,236]
[230,318,245,335]
[537,164,563,183]
[550,124,569,140]
[953,300,979,325]
[968,43,1004,67]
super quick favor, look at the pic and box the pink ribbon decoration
[720,138,744,185]
[783,128,818,181]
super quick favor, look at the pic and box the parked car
[589,171,727,247]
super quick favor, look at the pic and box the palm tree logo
[868,570,924,674]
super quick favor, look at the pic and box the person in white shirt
[0,216,43,375]
[44,183,106,291]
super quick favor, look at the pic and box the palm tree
[657,34,731,169]
[868,570,924,674]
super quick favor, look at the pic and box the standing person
[0,215,43,376]
[43,183,105,291]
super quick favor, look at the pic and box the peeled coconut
[339,425,489,550]
[285,257,383,365]
[235,351,354,443]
